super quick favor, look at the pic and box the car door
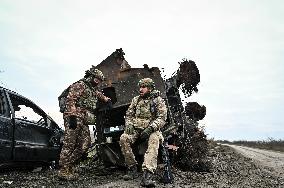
[0,89,13,162]
[7,92,56,162]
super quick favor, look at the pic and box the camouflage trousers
[119,130,163,173]
[59,116,91,167]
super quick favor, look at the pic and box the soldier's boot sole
[58,168,68,180]
[142,181,156,187]
[66,173,79,181]
[123,166,139,181]
[58,173,79,181]
[140,170,156,187]
[123,173,139,181]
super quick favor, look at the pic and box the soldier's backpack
[58,80,94,113]
[58,86,71,113]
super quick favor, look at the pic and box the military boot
[123,165,138,180]
[140,170,156,187]
[67,166,79,180]
[58,165,79,181]
[58,165,69,180]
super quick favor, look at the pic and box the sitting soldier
[119,78,167,187]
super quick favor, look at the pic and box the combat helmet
[138,78,155,89]
[85,66,105,81]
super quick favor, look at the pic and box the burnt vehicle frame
[92,49,206,169]
[0,86,63,168]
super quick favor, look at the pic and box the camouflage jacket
[64,79,106,119]
[125,90,167,131]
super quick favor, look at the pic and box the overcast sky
[1,0,283,141]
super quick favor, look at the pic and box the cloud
[1,0,284,140]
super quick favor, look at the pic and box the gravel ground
[0,144,283,188]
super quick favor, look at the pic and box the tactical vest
[133,95,158,119]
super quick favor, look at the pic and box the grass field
[217,138,284,152]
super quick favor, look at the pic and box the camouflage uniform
[59,68,107,180]
[119,87,167,173]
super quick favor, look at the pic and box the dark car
[0,86,63,168]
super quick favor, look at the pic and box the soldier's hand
[106,100,113,109]
[104,96,111,102]
[125,124,134,135]
[68,115,77,130]
[140,127,154,141]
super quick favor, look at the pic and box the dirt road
[1,144,283,187]
[223,144,284,176]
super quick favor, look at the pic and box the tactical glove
[105,100,113,110]
[140,127,154,141]
[125,124,134,135]
[68,115,77,130]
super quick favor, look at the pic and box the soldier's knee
[148,132,161,145]
[119,133,130,145]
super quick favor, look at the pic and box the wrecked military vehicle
[0,86,63,168]
[92,48,209,172]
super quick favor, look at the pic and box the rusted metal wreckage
[0,48,208,172]
[93,48,208,171]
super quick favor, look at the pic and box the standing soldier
[119,78,167,187]
[58,66,110,180]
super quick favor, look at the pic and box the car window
[47,116,61,130]
[8,93,46,125]
[46,117,52,129]
[14,105,42,122]
[0,90,10,117]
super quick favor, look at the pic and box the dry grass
[217,138,284,152]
